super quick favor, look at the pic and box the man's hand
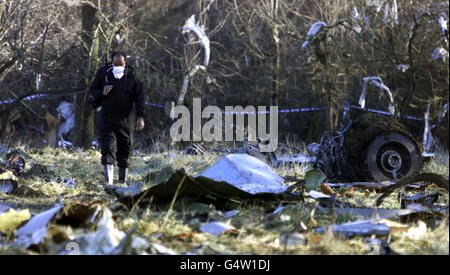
[136,117,145,131]
[103,85,113,96]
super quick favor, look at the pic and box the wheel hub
[380,149,403,173]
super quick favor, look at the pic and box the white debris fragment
[396,64,410,72]
[316,219,391,237]
[200,222,235,237]
[182,15,210,66]
[279,233,306,247]
[177,14,210,107]
[176,65,206,106]
[276,154,316,164]
[74,206,126,255]
[224,210,239,218]
[423,100,434,156]
[350,7,363,33]
[307,21,327,36]
[359,77,395,115]
[14,203,64,247]
[439,16,448,42]
[302,21,327,49]
[150,243,178,255]
[56,101,75,137]
[308,190,330,199]
[382,2,390,24]
[432,47,448,62]
[197,154,287,195]
[115,34,123,45]
[35,73,41,91]
[391,0,398,24]
[272,205,285,214]
[351,7,361,21]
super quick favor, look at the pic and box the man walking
[89,50,145,185]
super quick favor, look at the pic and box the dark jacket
[89,63,145,119]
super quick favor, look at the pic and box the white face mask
[112,65,125,79]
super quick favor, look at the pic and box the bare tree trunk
[74,1,100,149]
[268,0,279,138]
[270,0,280,108]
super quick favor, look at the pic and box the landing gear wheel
[362,131,422,182]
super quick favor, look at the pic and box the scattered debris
[432,47,448,62]
[308,190,330,199]
[62,177,77,188]
[199,222,236,237]
[177,65,206,106]
[196,154,288,194]
[326,182,431,191]
[313,130,354,181]
[423,99,435,157]
[400,192,440,209]
[317,195,354,208]
[276,155,316,164]
[14,203,64,248]
[0,170,17,194]
[319,207,420,220]
[0,150,26,194]
[302,21,327,49]
[396,64,410,72]
[326,181,395,190]
[23,163,55,178]
[58,204,126,255]
[5,152,25,176]
[182,15,210,66]
[272,205,285,215]
[376,173,449,206]
[112,232,151,255]
[223,210,239,218]
[117,154,302,211]
[6,202,145,254]
[439,16,448,42]
[177,14,210,106]
[56,101,75,148]
[364,238,396,255]
[279,233,306,247]
[359,77,395,115]
[316,219,391,238]
[149,243,178,255]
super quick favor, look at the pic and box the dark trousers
[99,114,134,168]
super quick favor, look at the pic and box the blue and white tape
[0,94,49,104]
[0,93,433,121]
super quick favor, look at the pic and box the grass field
[0,144,448,255]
